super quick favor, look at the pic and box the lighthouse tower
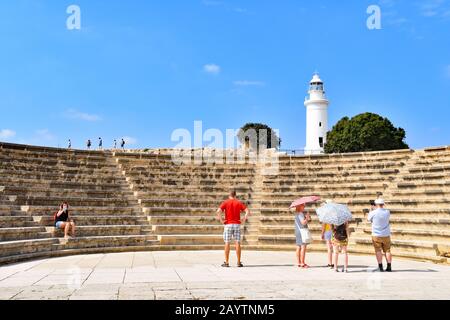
[304,73,329,155]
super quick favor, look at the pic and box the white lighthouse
[304,73,329,155]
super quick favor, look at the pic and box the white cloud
[202,0,223,6]
[203,64,221,75]
[122,136,137,145]
[0,129,16,140]
[35,129,55,141]
[233,80,266,87]
[65,108,102,122]
[418,0,450,18]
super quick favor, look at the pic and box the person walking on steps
[368,198,392,272]
[216,189,250,268]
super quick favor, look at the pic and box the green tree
[324,112,409,154]
[237,123,281,151]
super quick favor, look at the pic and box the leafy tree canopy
[324,112,409,154]
[237,123,281,150]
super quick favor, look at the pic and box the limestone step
[263,169,401,179]
[258,190,383,200]
[158,234,224,245]
[0,179,130,191]
[122,164,256,173]
[396,181,450,189]
[52,235,158,250]
[48,225,151,237]
[408,164,450,173]
[260,198,450,209]
[349,237,443,256]
[0,147,107,159]
[135,192,252,201]
[147,216,222,224]
[0,170,127,184]
[0,216,37,227]
[151,224,256,235]
[401,173,448,181]
[262,183,388,193]
[0,227,49,241]
[128,177,256,186]
[358,227,450,242]
[36,215,147,226]
[0,238,58,257]
[274,161,405,172]
[139,198,254,208]
[0,156,117,170]
[263,175,397,185]
[1,187,134,199]
[10,195,133,207]
[132,184,252,193]
[23,205,143,215]
[260,208,450,220]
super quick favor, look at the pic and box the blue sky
[0,0,449,150]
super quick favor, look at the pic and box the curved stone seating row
[0,142,159,265]
[1,142,449,265]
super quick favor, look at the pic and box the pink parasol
[289,196,321,209]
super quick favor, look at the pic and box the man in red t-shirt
[216,189,250,267]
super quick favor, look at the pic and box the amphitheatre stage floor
[0,251,449,300]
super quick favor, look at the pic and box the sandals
[298,264,309,268]
[221,262,244,268]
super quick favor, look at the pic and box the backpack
[334,224,347,241]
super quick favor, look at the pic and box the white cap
[375,198,385,205]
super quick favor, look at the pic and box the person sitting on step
[54,202,76,239]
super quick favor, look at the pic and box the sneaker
[221,262,229,268]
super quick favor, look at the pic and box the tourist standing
[216,189,250,267]
[294,204,312,268]
[98,137,103,150]
[113,139,117,149]
[321,223,333,268]
[86,139,91,150]
[67,139,71,149]
[121,138,125,150]
[368,198,392,272]
[331,222,350,272]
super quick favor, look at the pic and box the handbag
[296,217,312,244]
[300,228,312,244]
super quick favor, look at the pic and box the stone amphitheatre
[0,141,449,300]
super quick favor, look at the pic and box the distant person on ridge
[67,139,71,149]
[113,139,117,149]
[86,139,91,150]
[121,138,125,150]
[367,198,392,272]
[98,137,103,150]
[216,189,250,268]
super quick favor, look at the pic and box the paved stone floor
[0,251,449,300]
